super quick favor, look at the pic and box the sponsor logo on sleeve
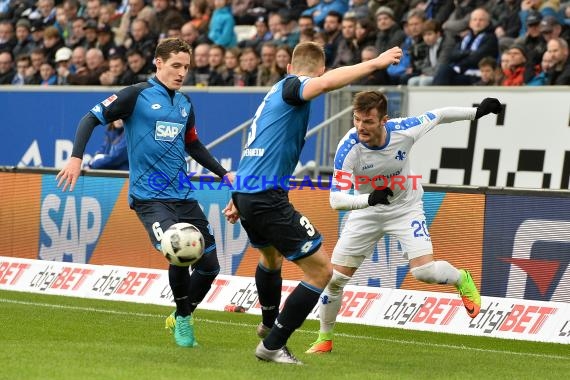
[102,94,117,107]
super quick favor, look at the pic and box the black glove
[475,98,502,119]
[368,187,394,206]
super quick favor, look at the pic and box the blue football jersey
[89,77,197,204]
[234,75,311,193]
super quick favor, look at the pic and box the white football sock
[319,269,351,334]
[411,260,460,285]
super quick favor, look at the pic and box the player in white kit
[307,91,502,353]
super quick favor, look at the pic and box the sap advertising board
[0,89,324,170]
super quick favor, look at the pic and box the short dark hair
[326,11,343,23]
[422,20,442,34]
[353,91,388,120]
[155,38,191,62]
[478,56,497,70]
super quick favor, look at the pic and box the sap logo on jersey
[155,121,183,142]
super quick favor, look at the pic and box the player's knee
[410,261,437,284]
[326,269,351,296]
[195,250,220,274]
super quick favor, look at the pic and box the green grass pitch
[1,289,568,380]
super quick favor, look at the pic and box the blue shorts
[131,199,216,254]
[232,189,322,261]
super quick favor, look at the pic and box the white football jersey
[331,107,476,210]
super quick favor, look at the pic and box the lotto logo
[155,121,183,141]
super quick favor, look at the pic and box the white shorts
[332,203,433,268]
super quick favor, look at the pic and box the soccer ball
[160,223,205,266]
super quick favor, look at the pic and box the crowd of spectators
[0,0,569,87]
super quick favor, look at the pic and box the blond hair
[290,42,325,74]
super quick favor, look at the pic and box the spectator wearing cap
[83,19,99,49]
[368,0,407,24]
[54,46,73,84]
[514,9,547,66]
[501,43,535,85]
[96,24,118,59]
[546,37,570,84]
[432,7,498,85]
[517,0,556,37]
[374,6,406,61]
[208,0,237,48]
[13,19,33,58]
[302,0,349,29]
[539,15,568,43]
[28,19,46,51]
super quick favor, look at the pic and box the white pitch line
[1,297,568,361]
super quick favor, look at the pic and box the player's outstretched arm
[56,112,101,192]
[302,47,403,100]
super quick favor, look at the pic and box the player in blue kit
[223,42,403,364]
[306,91,502,354]
[56,38,233,348]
